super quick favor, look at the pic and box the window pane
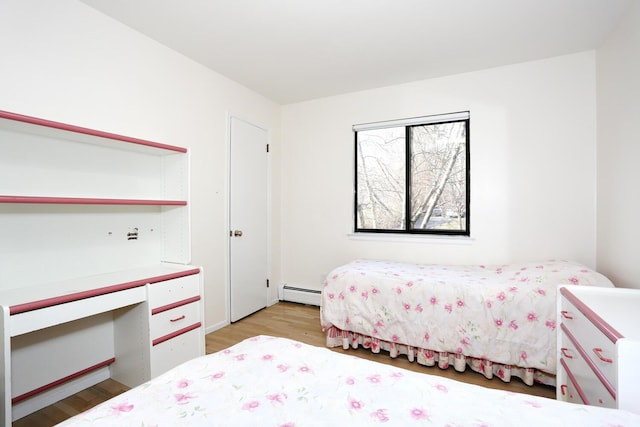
[409,121,467,231]
[356,127,405,230]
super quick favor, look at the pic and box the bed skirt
[325,325,555,387]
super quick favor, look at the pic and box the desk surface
[0,263,200,314]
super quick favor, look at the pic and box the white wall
[596,2,640,289]
[281,52,598,290]
[3,0,628,325]
[0,0,283,330]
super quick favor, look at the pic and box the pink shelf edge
[11,357,116,405]
[9,267,201,315]
[0,109,187,153]
[0,195,187,205]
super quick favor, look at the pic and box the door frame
[225,112,272,324]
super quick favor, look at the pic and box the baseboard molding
[278,284,321,307]
[205,319,229,335]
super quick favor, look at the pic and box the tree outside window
[354,112,469,235]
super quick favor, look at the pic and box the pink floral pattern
[58,336,640,426]
[321,259,613,385]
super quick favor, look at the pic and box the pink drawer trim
[561,323,616,399]
[0,195,186,205]
[10,268,201,315]
[560,358,589,405]
[0,109,187,153]
[152,322,201,346]
[11,357,115,404]
[152,296,201,315]
[560,287,622,343]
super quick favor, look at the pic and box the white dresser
[0,110,204,423]
[557,285,640,414]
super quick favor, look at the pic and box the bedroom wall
[596,1,640,289]
[280,52,598,291]
[0,0,283,331]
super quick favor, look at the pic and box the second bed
[320,259,613,385]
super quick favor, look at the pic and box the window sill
[347,233,474,245]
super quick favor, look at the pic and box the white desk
[1,264,203,423]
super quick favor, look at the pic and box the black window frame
[353,112,470,236]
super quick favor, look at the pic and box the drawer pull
[560,384,568,396]
[593,348,613,363]
[560,348,573,359]
[560,310,573,319]
[170,315,186,323]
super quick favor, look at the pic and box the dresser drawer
[150,328,202,377]
[559,326,616,409]
[559,360,586,405]
[148,274,200,309]
[561,297,617,389]
[150,300,201,340]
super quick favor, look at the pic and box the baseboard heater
[279,284,322,306]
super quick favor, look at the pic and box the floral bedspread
[320,259,613,384]
[57,335,640,426]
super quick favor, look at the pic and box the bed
[57,335,640,426]
[320,259,614,386]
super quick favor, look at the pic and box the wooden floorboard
[14,301,555,426]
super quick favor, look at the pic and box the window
[354,111,469,235]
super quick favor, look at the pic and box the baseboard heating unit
[279,284,321,307]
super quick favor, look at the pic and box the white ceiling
[80,0,633,104]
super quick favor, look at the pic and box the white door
[229,116,269,322]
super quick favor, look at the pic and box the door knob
[233,230,243,237]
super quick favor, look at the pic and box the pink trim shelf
[9,268,201,315]
[0,110,187,153]
[11,357,116,405]
[0,195,187,205]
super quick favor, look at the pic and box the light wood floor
[14,302,555,426]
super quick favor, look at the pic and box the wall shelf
[0,110,186,154]
[0,109,192,288]
[0,195,187,205]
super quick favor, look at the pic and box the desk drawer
[10,286,146,337]
[150,300,200,340]
[561,297,617,389]
[560,326,616,409]
[150,328,201,377]
[148,274,200,309]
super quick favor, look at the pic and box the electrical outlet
[127,227,139,240]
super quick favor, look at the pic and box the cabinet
[148,273,203,377]
[557,285,640,414]
[0,110,204,422]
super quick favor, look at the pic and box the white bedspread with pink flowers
[321,259,613,386]
[57,335,640,427]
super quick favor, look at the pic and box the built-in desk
[1,264,204,423]
[0,110,200,423]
